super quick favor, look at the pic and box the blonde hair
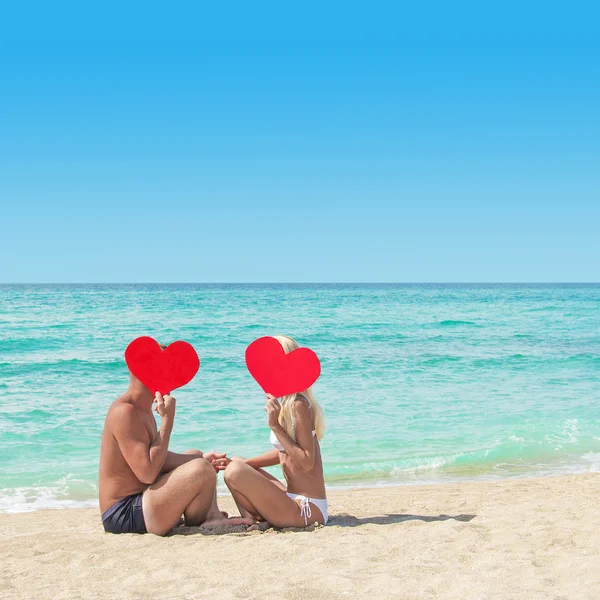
[273,335,325,441]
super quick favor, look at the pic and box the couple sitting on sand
[98,335,327,535]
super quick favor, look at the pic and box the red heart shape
[125,336,200,395]
[245,336,321,397]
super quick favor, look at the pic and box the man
[99,366,251,535]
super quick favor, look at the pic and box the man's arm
[112,394,175,484]
[161,451,200,473]
[162,449,229,473]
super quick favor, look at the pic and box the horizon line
[1,282,599,286]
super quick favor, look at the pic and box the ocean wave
[3,444,600,513]
[543,419,581,449]
[5,408,56,420]
[582,453,600,472]
[468,354,531,368]
[564,353,600,363]
[437,320,479,327]
[1,357,125,374]
[420,355,463,366]
[324,425,600,485]
[0,491,98,513]
[524,306,561,312]
[0,476,98,514]
[0,337,66,353]
[390,454,459,475]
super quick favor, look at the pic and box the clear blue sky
[1,1,598,283]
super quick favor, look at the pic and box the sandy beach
[1,474,598,600]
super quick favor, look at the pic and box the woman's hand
[211,456,232,471]
[202,450,226,464]
[265,393,281,430]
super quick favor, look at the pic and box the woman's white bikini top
[270,429,316,452]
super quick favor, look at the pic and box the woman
[215,335,327,527]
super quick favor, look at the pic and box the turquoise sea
[0,284,599,513]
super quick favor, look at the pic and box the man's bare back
[99,393,159,513]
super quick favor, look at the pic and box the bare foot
[202,516,254,528]
[248,521,271,532]
[205,508,229,521]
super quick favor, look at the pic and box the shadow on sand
[170,512,475,536]
[328,513,476,527]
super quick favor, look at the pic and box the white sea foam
[0,475,99,514]
[582,453,600,473]
[0,487,99,513]
[389,454,459,476]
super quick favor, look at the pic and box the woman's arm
[266,396,316,472]
[212,449,280,471]
[245,449,281,469]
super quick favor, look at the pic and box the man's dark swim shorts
[102,493,147,534]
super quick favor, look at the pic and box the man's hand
[265,393,281,430]
[203,450,226,464]
[154,392,176,422]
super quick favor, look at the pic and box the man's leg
[179,450,253,528]
[142,458,216,536]
[183,450,226,520]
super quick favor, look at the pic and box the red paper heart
[125,336,200,395]
[245,336,321,397]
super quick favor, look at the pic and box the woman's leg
[223,461,323,528]
[226,456,286,520]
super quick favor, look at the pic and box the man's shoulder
[106,397,138,427]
